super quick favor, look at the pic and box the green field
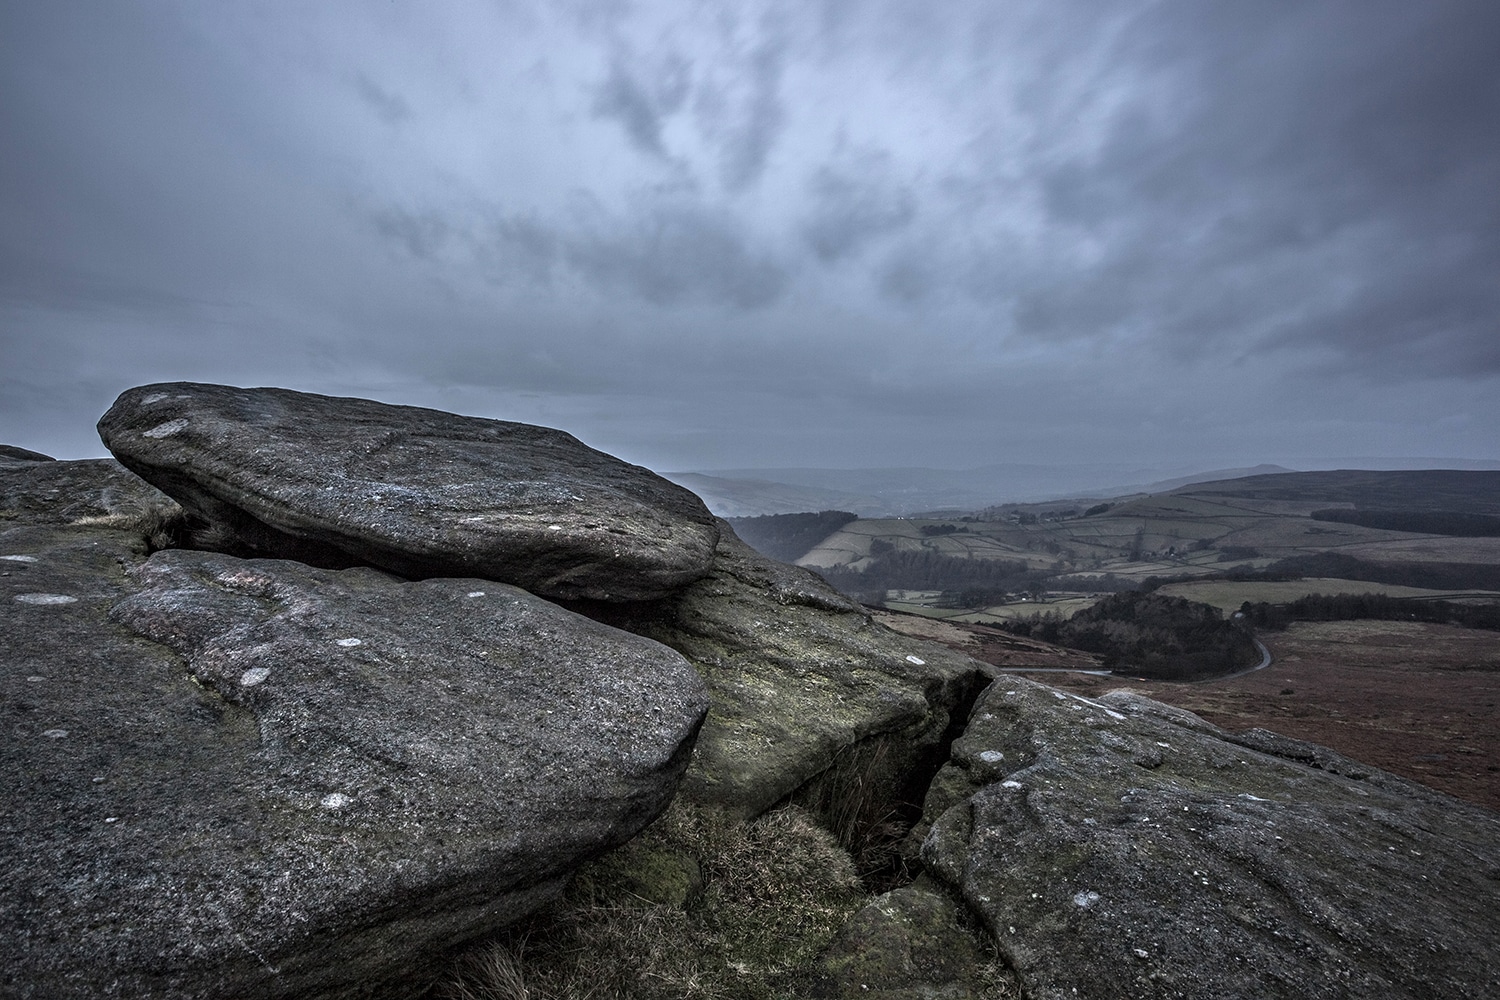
[881,590,1103,624]
[791,470,1500,612]
[1155,578,1500,614]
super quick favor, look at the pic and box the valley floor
[1019,620,1500,812]
[878,611,1500,812]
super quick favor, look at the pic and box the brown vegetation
[1005,621,1500,811]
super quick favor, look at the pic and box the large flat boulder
[97,383,720,601]
[1,462,709,999]
[582,524,995,821]
[914,677,1500,999]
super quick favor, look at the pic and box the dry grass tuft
[444,803,868,1000]
[72,491,193,553]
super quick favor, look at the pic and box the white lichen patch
[239,667,272,687]
[42,729,69,738]
[466,591,486,598]
[143,418,190,439]
[320,793,352,809]
[141,392,170,404]
[335,637,362,647]
[1,554,38,562]
[15,593,77,605]
[1073,890,1102,908]
[1065,692,1126,720]
[215,569,275,591]
[978,750,1006,764]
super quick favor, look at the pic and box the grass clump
[71,492,194,553]
[445,802,868,1000]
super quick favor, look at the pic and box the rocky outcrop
[97,383,720,602]
[908,677,1500,1000]
[15,377,1500,1000]
[1,459,709,999]
[578,525,995,821]
[807,877,1000,999]
[0,444,57,462]
[0,455,175,528]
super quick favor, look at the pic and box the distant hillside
[675,462,1299,516]
[1175,469,1500,515]
[1129,464,1295,494]
[796,468,1500,624]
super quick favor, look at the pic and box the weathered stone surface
[917,677,1500,1000]
[2,475,709,999]
[0,454,174,528]
[97,383,720,601]
[579,523,994,819]
[807,877,999,999]
[0,444,57,462]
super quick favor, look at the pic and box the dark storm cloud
[353,72,412,126]
[472,213,562,287]
[962,0,1500,376]
[801,151,917,262]
[3,0,1498,470]
[591,54,691,157]
[698,40,787,192]
[564,198,787,308]
[371,209,450,261]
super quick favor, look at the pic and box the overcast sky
[3,1,1497,474]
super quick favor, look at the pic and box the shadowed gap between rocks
[784,668,995,892]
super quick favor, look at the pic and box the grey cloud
[5,0,1499,472]
[353,72,411,125]
[696,41,786,191]
[877,254,933,303]
[371,209,449,260]
[591,53,691,157]
[472,213,561,287]
[566,200,786,308]
[801,156,916,262]
[0,251,222,319]
[374,193,786,309]
[928,0,1500,377]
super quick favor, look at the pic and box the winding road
[996,637,1273,682]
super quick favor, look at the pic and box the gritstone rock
[1,459,709,999]
[0,455,175,528]
[96,382,720,602]
[913,677,1500,1000]
[0,444,57,463]
[806,876,999,999]
[578,523,995,820]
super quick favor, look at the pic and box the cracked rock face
[97,382,720,602]
[916,677,1500,1000]
[1,460,709,999]
[579,524,995,819]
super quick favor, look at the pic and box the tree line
[1222,552,1500,592]
[999,591,1260,681]
[1238,592,1500,632]
[815,549,1041,603]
